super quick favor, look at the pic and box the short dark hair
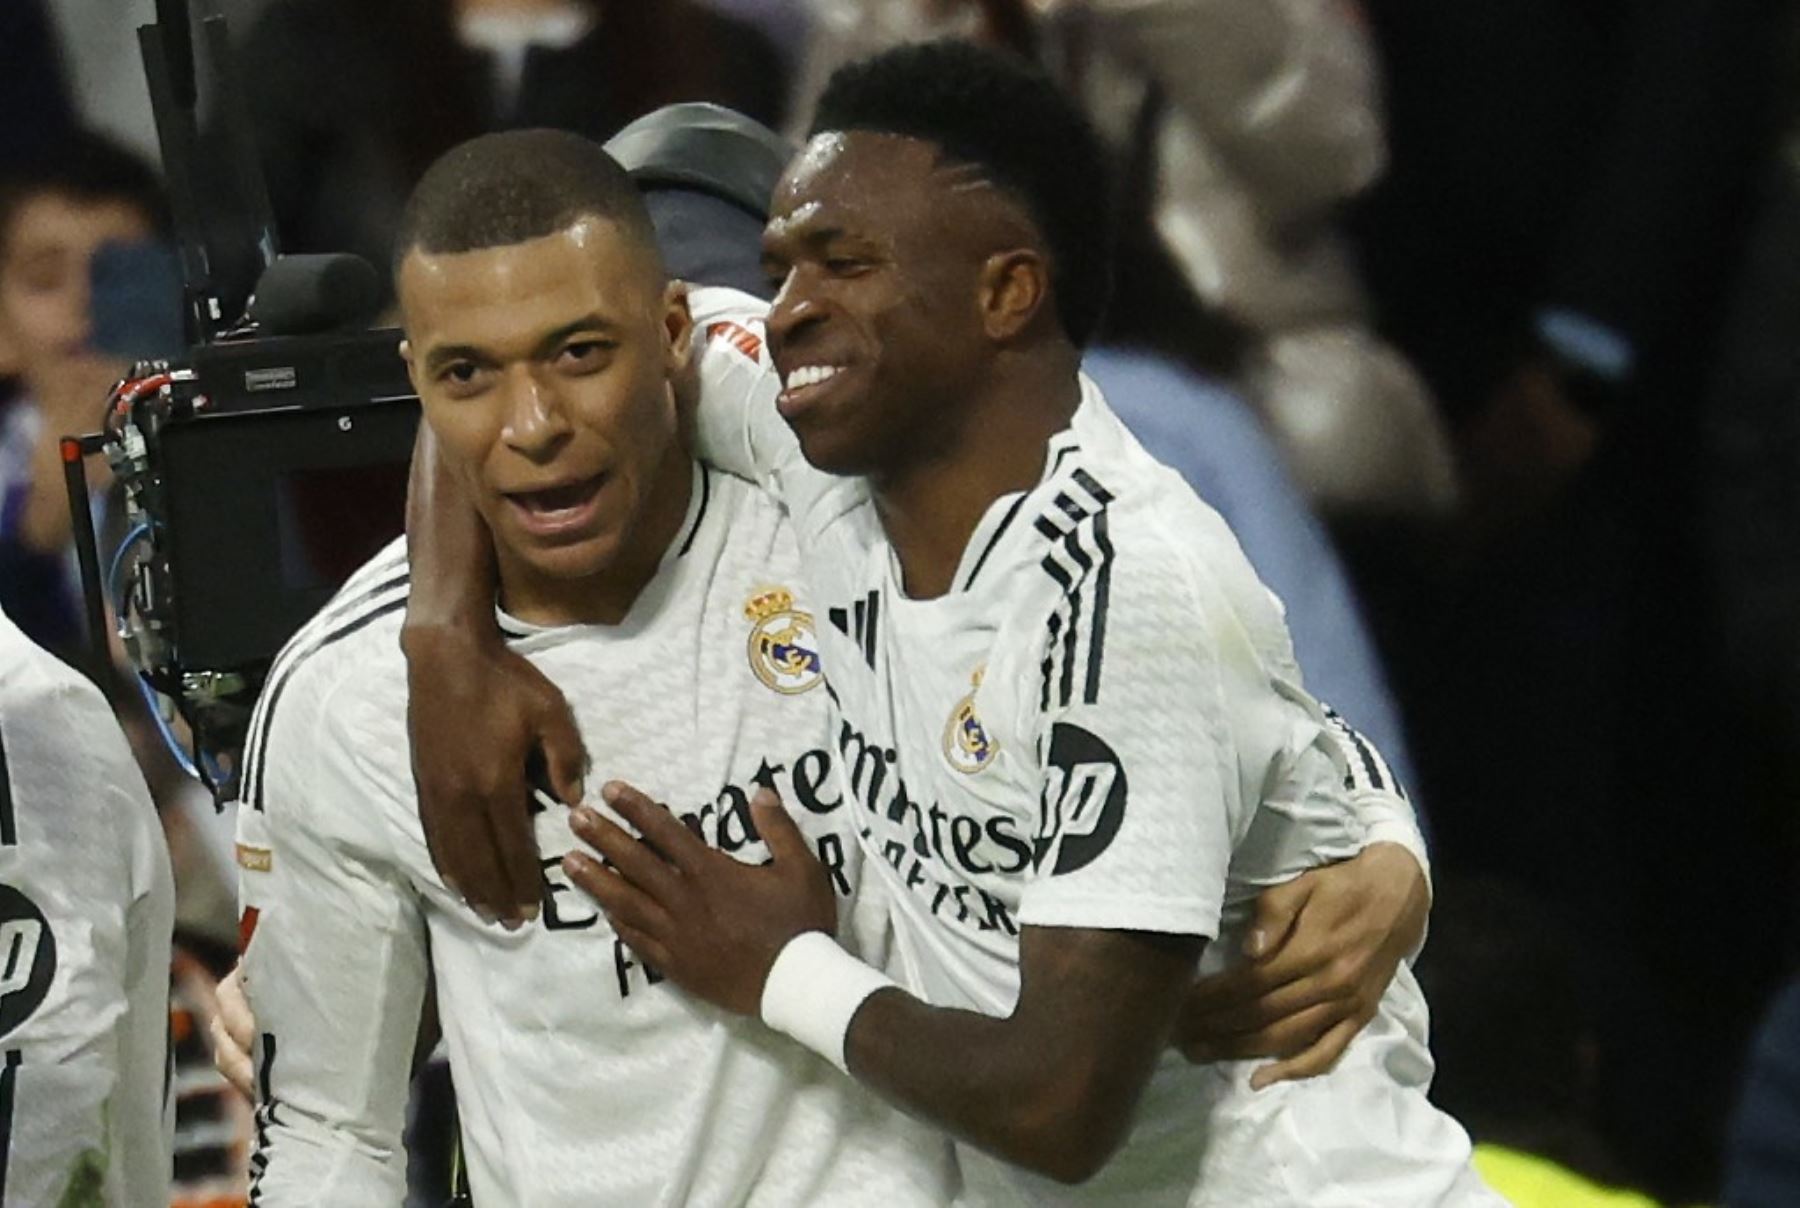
[810,40,1113,347]
[0,127,170,257]
[393,129,661,275]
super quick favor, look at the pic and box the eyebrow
[422,313,625,373]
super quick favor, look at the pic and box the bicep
[1007,925,1204,1150]
[1014,925,1204,1042]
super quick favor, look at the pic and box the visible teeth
[786,364,841,390]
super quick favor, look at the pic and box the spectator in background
[1725,977,1800,1208]
[0,127,249,1204]
[226,0,790,306]
[1348,4,1788,1195]
[0,0,77,633]
[0,129,168,655]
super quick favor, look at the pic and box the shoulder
[688,284,772,335]
[1001,400,1289,703]
[237,541,412,815]
[0,613,103,726]
[0,616,163,906]
[0,615,142,795]
[1072,385,1285,613]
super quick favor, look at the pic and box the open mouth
[503,473,607,535]
[778,362,848,416]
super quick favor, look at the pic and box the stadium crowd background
[2,0,1798,1204]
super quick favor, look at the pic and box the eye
[558,339,614,372]
[824,257,869,277]
[436,361,490,397]
[18,265,63,293]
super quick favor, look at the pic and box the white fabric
[235,459,955,1206]
[0,609,175,1206]
[761,930,898,1073]
[687,288,1495,1205]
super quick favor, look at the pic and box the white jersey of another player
[235,463,956,1206]
[690,289,1499,1206]
[0,610,174,1206]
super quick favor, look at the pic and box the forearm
[813,927,1200,1184]
[844,988,1158,1183]
[401,421,496,638]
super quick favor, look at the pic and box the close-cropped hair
[0,127,171,256]
[393,128,662,274]
[810,39,1114,348]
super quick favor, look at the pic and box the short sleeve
[684,287,850,528]
[686,289,792,480]
[1016,525,1237,940]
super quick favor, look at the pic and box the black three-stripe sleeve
[246,1034,278,1204]
[242,580,410,811]
[1035,469,1117,711]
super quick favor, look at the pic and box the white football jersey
[0,610,175,1206]
[689,288,1499,1206]
[235,465,957,1206]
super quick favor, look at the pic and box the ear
[398,336,425,398]
[977,248,1050,343]
[661,280,696,377]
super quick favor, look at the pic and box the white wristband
[759,931,897,1073]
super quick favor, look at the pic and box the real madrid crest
[943,665,1000,774]
[745,586,823,695]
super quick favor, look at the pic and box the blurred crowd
[4,0,1799,1205]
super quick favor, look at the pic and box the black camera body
[129,330,418,672]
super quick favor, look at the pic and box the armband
[759,931,897,1073]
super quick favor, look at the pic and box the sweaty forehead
[768,131,1009,244]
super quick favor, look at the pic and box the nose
[499,367,572,462]
[766,269,826,359]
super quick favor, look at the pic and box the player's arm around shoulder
[235,663,430,1205]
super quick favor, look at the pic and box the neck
[495,447,693,627]
[875,346,1082,600]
